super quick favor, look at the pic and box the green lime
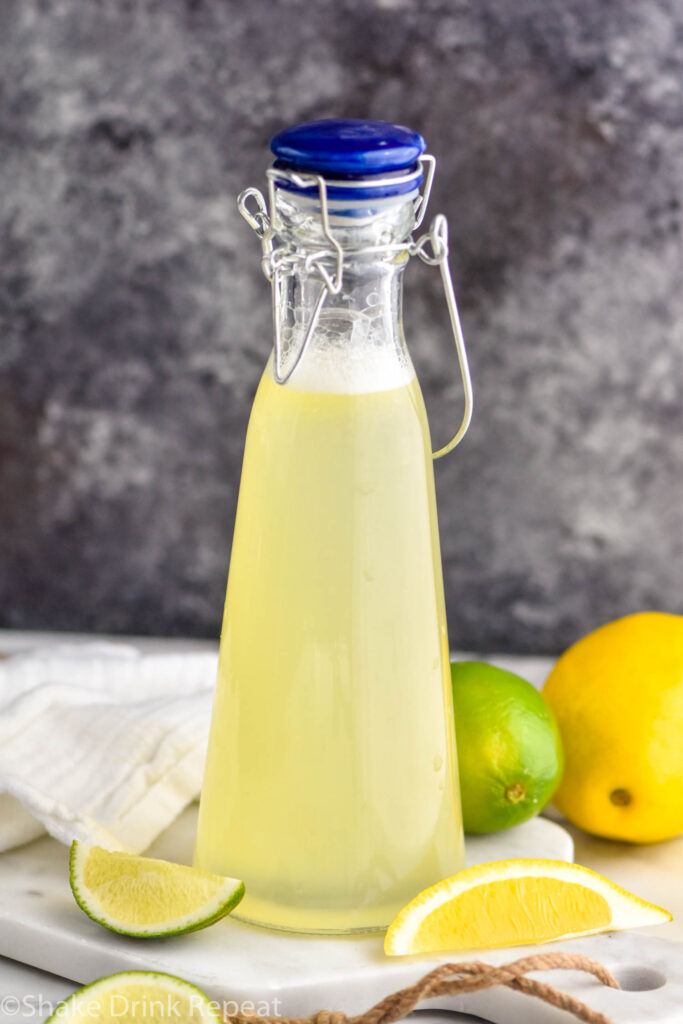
[46,971,222,1022]
[70,841,244,938]
[451,661,564,833]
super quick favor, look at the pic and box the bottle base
[231,909,387,936]
[228,892,395,935]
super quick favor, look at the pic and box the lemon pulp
[384,858,672,956]
[414,877,610,952]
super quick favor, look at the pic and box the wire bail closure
[237,155,473,458]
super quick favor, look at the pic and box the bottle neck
[271,191,416,393]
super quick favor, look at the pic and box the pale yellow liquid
[195,362,464,932]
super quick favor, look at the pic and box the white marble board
[0,806,680,1023]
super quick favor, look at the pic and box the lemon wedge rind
[384,858,672,956]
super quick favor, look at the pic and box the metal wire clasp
[409,215,473,459]
[237,156,473,456]
[238,171,344,385]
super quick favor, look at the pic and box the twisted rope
[225,953,619,1024]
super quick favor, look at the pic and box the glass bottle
[194,120,473,933]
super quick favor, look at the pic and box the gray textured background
[1,0,682,652]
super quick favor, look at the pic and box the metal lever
[266,170,343,385]
[411,215,474,459]
[237,161,474,452]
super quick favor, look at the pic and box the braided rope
[225,953,619,1024]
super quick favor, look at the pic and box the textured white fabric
[0,644,217,853]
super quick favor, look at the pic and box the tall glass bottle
[195,120,472,933]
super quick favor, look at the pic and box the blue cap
[270,118,425,176]
[269,119,425,206]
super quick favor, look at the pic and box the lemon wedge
[384,858,671,955]
[45,970,221,1022]
[70,841,244,938]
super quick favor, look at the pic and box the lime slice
[70,841,244,937]
[45,970,221,1022]
[384,857,672,955]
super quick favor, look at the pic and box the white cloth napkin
[0,643,217,853]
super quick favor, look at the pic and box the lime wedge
[70,841,244,938]
[46,970,221,1022]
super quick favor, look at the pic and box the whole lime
[451,661,564,833]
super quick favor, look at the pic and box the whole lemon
[451,661,563,833]
[542,612,683,843]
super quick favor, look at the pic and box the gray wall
[1,0,681,652]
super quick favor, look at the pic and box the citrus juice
[195,351,464,932]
